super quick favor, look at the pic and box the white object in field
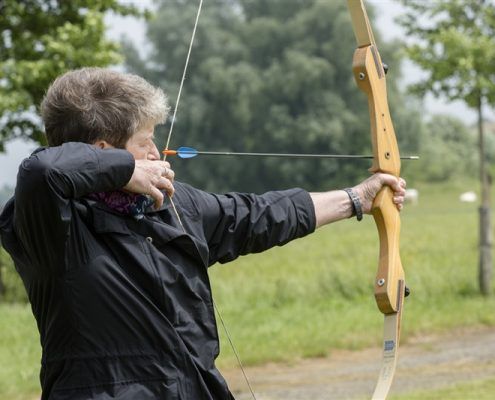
[404,189,419,205]
[459,191,477,203]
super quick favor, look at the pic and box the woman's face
[125,124,160,160]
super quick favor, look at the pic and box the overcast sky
[0,0,490,188]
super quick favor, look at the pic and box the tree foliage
[407,115,477,182]
[124,0,421,192]
[398,0,495,108]
[397,0,495,179]
[0,0,143,150]
[398,0,495,296]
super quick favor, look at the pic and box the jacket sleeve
[176,184,316,265]
[14,142,135,268]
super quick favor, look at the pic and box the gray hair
[41,67,170,148]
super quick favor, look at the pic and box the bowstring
[214,302,257,400]
[163,0,203,153]
[162,0,205,230]
[162,1,257,398]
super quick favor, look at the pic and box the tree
[398,0,495,295]
[0,0,143,150]
[407,115,477,182]
[124,0,420,193]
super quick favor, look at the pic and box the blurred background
[1,1,494,399]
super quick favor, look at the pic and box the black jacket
[0,143,316,399]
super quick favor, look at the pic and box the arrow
[163,146,419,160]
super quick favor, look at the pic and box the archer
[0,67,405,399]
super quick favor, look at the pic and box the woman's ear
[93,140,114,149]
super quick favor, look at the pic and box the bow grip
[372,187,405,314]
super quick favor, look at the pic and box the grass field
[210,180,495,367]
[0,303,41,400]
[391,378,495,400]
[1,180,494,399]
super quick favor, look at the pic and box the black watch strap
[343,188,363,221]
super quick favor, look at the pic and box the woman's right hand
[124,160,175,209]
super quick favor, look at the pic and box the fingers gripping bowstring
[162,1,257,398]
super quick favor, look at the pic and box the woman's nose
[148,143,161,160]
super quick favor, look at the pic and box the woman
[0,68,405,399]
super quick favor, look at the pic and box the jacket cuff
[93,147,135,192]
[290,188,317,236]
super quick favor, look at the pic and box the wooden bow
[347,1,406,399]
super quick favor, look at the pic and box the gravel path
[222,326,495,400]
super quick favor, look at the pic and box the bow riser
[372,190,405,314]
[352,45,404,315]
[352,47,401,176]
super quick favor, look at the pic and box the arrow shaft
[196,150,371,158]
[163,148,418,160]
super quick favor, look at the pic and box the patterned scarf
[88,190,155,219]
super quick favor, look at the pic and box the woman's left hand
[353,173,407,214]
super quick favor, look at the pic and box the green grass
[0,303,41,400]
[390,378,495,400]
[1,180,494,399]
[210,180,495,368]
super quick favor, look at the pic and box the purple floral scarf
[88,190,155,219]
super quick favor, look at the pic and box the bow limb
[347,1,406,399]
